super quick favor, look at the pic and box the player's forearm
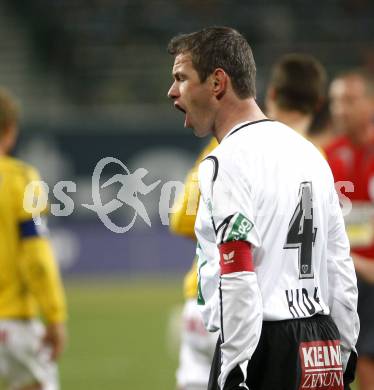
[219,272,263,389]
[20,238,67,323]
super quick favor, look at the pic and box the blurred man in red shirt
[326,69,374,390]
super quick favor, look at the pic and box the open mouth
[174,103,186,114]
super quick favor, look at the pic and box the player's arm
[17,167,67,360]
[327,186,359,384]
[198,155,263,390]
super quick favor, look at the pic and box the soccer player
[167,27,359,390]
[0,88,67,390]
[326,70,374,390]
[170,137,218,390]
[265,53,327,138]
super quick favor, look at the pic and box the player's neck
[213,98,266,143]
[271,109,312,138]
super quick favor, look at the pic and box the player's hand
[43,322,67,361]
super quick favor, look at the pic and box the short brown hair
[269,54,327,114]
[0,88,19,133]
[168,26,256,99]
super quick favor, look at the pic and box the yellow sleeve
[170,138,218,238]
[16,165,49,220]
[169,168,199,239]
[16,165,67,323]
[19,237,67,323]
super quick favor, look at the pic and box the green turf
[60,277,183,390]
[54,277,358,390]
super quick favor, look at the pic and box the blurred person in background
[265,54,346,182]
[326,70,374,390]
[170,137,218,390]
[265,53,327,138]
[0,88,67,390]
[307,101,336,150]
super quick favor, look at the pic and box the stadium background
[0,1,373,388]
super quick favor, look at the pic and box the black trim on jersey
[203,155,219,182]
[228,119,273,138]
[214,214,234,236]
[211,216,217,236]
[203,155,219,234]
[219,278,224,343]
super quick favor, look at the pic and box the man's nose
[167,82,179,100]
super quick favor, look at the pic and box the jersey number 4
[284,182,317,279]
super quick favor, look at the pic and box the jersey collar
[221,119,273,143]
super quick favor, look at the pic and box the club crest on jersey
[302,265,309,274]
[299,340,343,390]
[223,251,235,264]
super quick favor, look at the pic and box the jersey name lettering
[285,287,323,318]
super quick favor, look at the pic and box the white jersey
[195,119,359,389]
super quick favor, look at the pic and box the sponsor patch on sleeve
[221,212,254,243]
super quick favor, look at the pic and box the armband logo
[222,251,235,264]
[219,241,253,274]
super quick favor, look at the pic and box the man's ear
[212,68,228,100]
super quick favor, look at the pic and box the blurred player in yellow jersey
[170,138,218,390]
[0,88,67,390]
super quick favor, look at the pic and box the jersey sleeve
[16,165,67,324]
[198,153,263,390]
[327,187,359,371]
[16,165,48,222]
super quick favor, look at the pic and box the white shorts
[176,299,218,390]
[0,320,58,390]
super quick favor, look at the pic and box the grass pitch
[60,277,182,390]
[46,277,357,390]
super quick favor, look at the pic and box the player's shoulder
[0,156,41,183]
